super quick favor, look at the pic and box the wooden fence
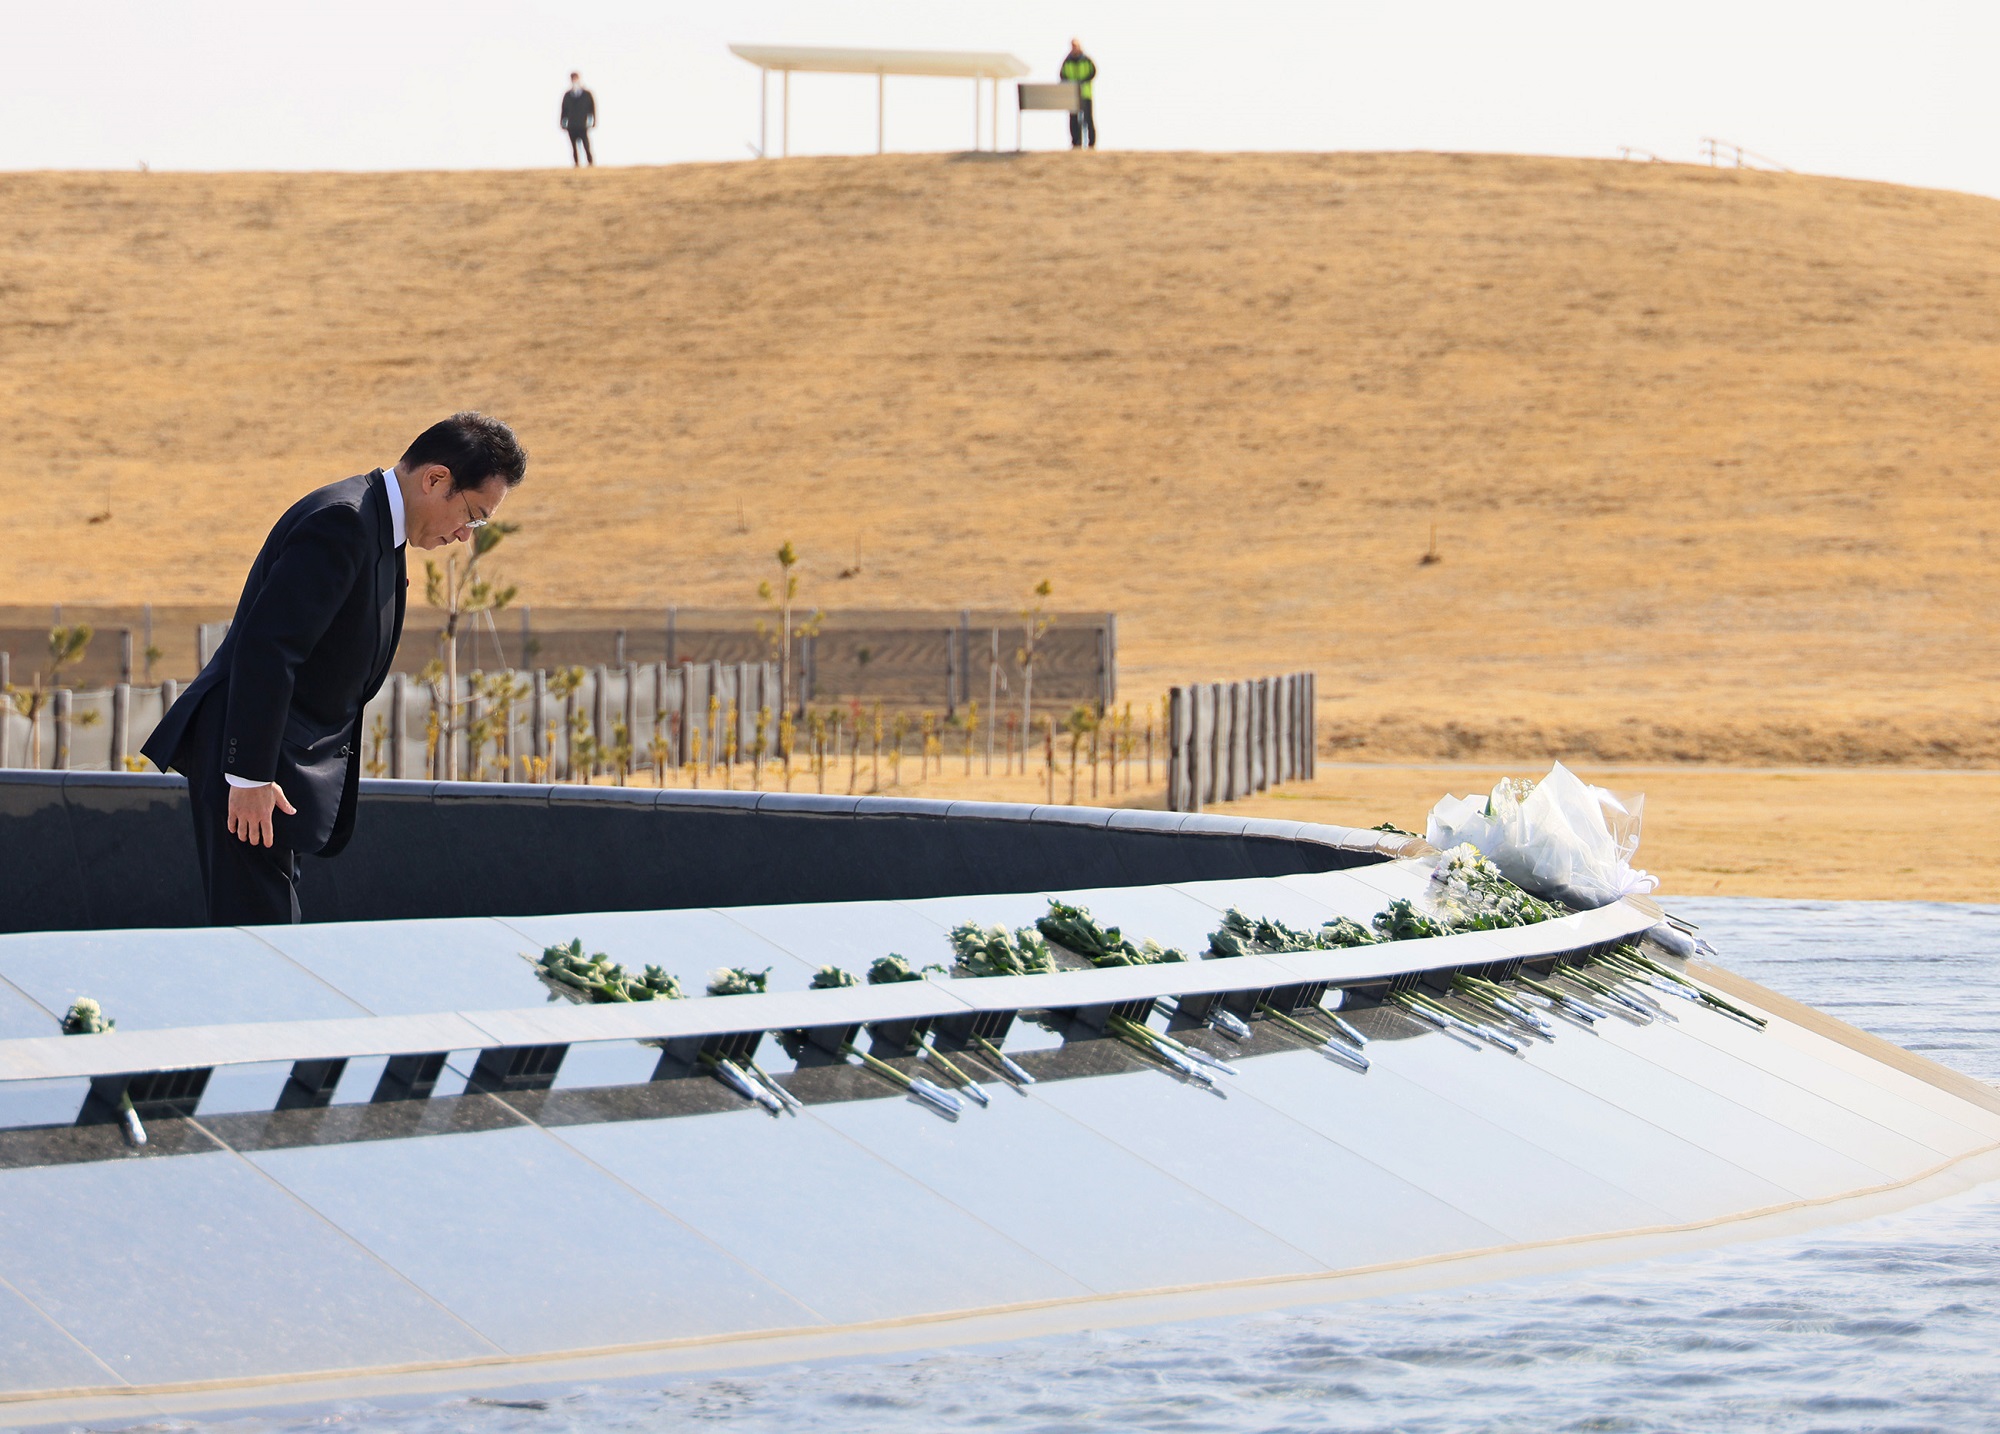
[0,660,781,785]
[1166,674,1317,813]
[1,605,1118,714]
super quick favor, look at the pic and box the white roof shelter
[730,44,1031,157]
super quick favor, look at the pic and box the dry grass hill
[5,150,1999,766]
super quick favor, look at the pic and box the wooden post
[392,673,409,779]
[1234,683,1251,799]
[1270,677,1282,786]
[118,629,133,684]
[944,627,957,720]
[1192,683,1213,806]
[665,605,677,668]
[680,662,697,767]
[1167,687,1188,812]
[653,661,666,775]
[591,666,609,777]
[1232,680,1248,796]
[1289,673,1301,781]
[1215,683,1233,803]
[957,608,972,710]
[1306,672,1317,779]
[1213,685,1230,803]
[111,682,130,770]
[1213,684,1225,803]
[1298,673,1309,779]
[986,627,998,775]
[1272,675,1287,784]
[142,603,154,683]
[1257,677,1273,792]
[1104,613,1117,706]
[706,660,723,772]
[52,688,70,771]
[623,661,639,780]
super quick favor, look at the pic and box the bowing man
[144,413,528,925]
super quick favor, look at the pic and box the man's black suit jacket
[561,88,596,133]
[143,470,407,858]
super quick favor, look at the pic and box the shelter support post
[760,68,767,157]
[877,72,884,154]
[783,71,790,158]
[990,73,998,152]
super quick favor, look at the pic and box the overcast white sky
[7,0,1999,196]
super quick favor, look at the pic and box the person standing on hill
[1060,40,1096,149]
[142,414,528,925]
[561,73,597,166]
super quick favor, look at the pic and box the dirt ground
[6,151,2000,768]
[5,151,1999,897]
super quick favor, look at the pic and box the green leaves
[1202,848,1556,953]
[868,953,945,984]
[1206,907,1375,957]
[535,939,684,1003]
[949,922,1059,978]
[707,966,771,997]
[810,964,858,990]
[1318,916,1376,947]
[1037,901,1186,968]
[47,624,92,672]
[1372,899,1452,941]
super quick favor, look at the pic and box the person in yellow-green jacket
[1060,40,1096,149]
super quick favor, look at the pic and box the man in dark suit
[143,413,528,926]
[561,73,596,167]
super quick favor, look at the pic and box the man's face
[570,74,581,88]
[407,464,511,551]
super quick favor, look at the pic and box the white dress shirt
[226,467,406,790]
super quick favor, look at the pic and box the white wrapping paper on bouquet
[1425,762,1659,912]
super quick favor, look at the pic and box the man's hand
[227,782,297,848]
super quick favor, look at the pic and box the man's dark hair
[400,412,528,492]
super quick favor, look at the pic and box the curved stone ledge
[0,772,1395,934]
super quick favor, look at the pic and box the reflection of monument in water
[0,771,1995,1423]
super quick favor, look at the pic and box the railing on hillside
[1165,674,1317,813]
[1699,137,1791,173]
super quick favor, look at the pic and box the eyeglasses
[459,492,490,530]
